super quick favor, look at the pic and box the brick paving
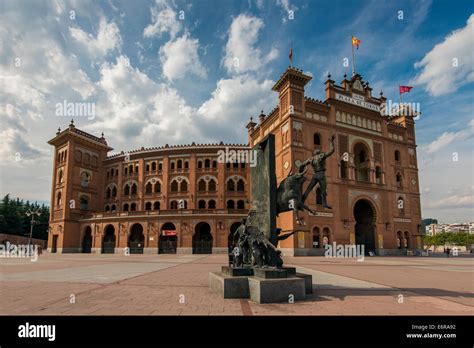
[0,253,472,315]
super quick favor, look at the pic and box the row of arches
[81,222,216,254]
[104,198,247,212]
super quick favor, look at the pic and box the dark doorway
[354,200,376,255]
[228,222,241,252]
[128,223,144,254]
[193,222,213,254]
[82,227,92,253]
[102,225,116,254]
[159,222,177,254]
[51,235,58,253]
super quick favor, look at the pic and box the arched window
[397,231,402,249]
[237,179,245,191]
[395,150,401,162]
[227,200,235,209]
[153,201,160,210]
[340,160,347,179]
[151,162,157,171]
[130,203,136,211]
[212,160,217,168]
[198,200,206,209]
[208,179,216,192]
[135,165,139,174]
[396,173,403,188]
[83,153,90,165]
[145,202,152,210]
[75,150,82,162]
[58,169,63,184]
[375,166,382,184]
[154,181,161,193]
[170,200,178,209]
[312,227,321,248]
[80,195,89,210]
[198,161,203,169]
[170,162,175,170]
[131,183,137,195]
[226,162,231,169]
[404,231,410,249]
[145,182,153,194]
[237,200,245,209]
[205,159,210,168]
[81,172,90,188]
[314,133,321,146]
[123,203,129,211]
[198,179,206,191]
[128,164,133,174]
[91,156,98,167]
[124,184,130,196]
[106,187,111,199]
[171,180,178,192]
[105,205,110,212]
[233,162,239,168]
[240,163,246,169]
[158,162,162,171]
[354,143,369,182]
[146,164,150,172]
[124,167,128,175]
[111,204,116,212]
[180,181,188,192]
[322,227,331,246]
[177,160,182,169]
[112,186,117,197]
[56,191,62,206]
[184,161,189,169]
[208,200,216,209]
[227,180,235,191]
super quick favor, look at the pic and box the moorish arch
[353,198,377,255]
[128,223,144,254]
[193,222,213,254]
[102,224,116,254]
[159,222,177,254]
[82,226,92,253]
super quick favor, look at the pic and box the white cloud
[143,0,181,39]
[424,191,474,209]
[159,34,206,81]
[69,16,122,60]
[222,14,278,75]
[413,14,474,96]
[423,119,474,154]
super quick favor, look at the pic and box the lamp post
[26,208,41,255]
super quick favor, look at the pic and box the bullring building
[47,66,423,255]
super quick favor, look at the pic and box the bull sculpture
[276,160,316,225]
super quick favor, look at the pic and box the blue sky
[0,0,473,222]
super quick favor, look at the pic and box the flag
[352,36,361,49]
[289,47,293,65]
[399,85,413,94]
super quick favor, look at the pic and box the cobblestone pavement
[1,253,472,315]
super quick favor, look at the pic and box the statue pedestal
[209,267,312,303]
[209,272,250,299]
[248,276,305,304]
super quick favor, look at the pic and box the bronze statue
[276,160,316,225]
[302,135,335,209]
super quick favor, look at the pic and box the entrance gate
[193,222,213,254]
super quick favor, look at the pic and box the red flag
[289,47,293,65]
[352,36,361,49]
[399,86,413,94]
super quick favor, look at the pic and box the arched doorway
[82,226,92,253]
[228,222,242,252]
[354,199,376,255]
[193,222,213,254]
[102,225,116,254]
[354,143,370,182]
[128,223,144,254]
[159,222,177,254]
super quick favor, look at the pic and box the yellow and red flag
[352,36,361,49]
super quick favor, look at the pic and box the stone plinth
[248,276,305,303]
[253,268,289,279]
[295,272,313,294]
[222,266,254,277]
[209,272,249,299]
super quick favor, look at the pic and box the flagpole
[351,38,355,77]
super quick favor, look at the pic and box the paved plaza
[1,253,473,315]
